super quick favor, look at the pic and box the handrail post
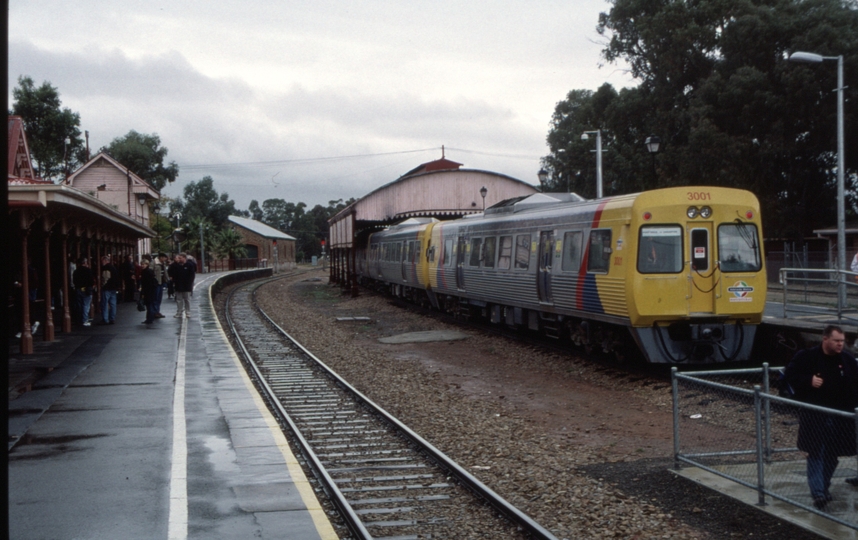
[781,269,787,318]
[762,363,772,462]
[754,386,767,506]
[672,367,681,470]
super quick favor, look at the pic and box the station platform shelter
[327,154,539,293]
[7,115,158,355]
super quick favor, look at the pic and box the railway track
[224,276,558,540]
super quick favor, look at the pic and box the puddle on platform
[203,436,240,474]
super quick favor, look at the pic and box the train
[354,186,767,364]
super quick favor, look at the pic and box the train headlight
[699,206,712,218]
[686,206,699,219]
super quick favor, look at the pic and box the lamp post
[537,168,549,191]
[789,51,846,306]
[645,135,661,189]
[171,212,183,253]
[149,201,161,253]
[480,186,487,210]
[199,222,207,274]
[581,130,603,198]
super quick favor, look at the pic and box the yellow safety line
[206,280,338,539]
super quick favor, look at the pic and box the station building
[7,116,156,353]
[328,153,539,292]
[226,215,296,272]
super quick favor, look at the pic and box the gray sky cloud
[9,0,635,211]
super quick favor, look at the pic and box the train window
[443,239,453,267]
[638,226,683,273]
[498,236,513,269]
[587,229,612,273]
[718,223,762,272]
[515,235,531,270]
[393,243,401,263]
[469,238,483,267]
[483,237,496,268]
[561,231,583,272]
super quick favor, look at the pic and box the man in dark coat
[72,257,94,326]
[172,253,196,319]
[100,255,121,324]
[785,324,858,509]
[139,258,158,324]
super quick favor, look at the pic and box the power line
[180,147,439,171]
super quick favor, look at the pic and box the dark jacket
[101,264,121,291]
[140,266,158,301]
[72,266,94,293]
[784,345,858,456]
[172,261,196,293]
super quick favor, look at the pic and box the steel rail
[223,277,372,539]
[251,285,559,540]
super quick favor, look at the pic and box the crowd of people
[70,252,197,327]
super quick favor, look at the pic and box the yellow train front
[359,186,766,364]
[622,187,766,363]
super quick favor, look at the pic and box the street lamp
[480,186,487,210]
[537,168,549,191]
[645,135,661,154]
[789,51,846,305]
[581,130,604,198]
[645,135,661,189]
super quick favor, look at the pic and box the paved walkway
[8,272,337,539]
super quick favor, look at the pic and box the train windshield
[638,226,683,273]
[718,222,762,272]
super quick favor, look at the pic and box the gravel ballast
[245,268,823,539]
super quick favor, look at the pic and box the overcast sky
[8,1,635,212]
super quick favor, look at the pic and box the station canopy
[328,157,539,249]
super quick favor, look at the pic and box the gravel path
[246,268,823,539]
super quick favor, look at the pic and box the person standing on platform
[172,253,196,319]
[99,255,121,325]
[121,254,137,302]
[784,324,858,509]
[72,257,94,326]
[139,257,158,324]
[152,253,168,318]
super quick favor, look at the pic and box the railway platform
[7,275,858,539]
[7,271,337,539]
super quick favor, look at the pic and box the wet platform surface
[8,272,337,539]
[676,462,858,539]
[8,281,858,538]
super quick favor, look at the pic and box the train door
[537,231,554,304]
[401,241,411,282]
[688,225,715,313]
[456,233,467,291]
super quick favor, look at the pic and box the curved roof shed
[329,158,538,248]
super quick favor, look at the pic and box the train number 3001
[687,192,711,201]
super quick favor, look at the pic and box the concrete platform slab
[378,330,469,344]
[674,464,858,539]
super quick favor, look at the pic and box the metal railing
[672,364,858,529]
[779,267,858,319]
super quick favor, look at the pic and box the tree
[11,76,85,182]
[247,200,264,221]
[175,176,240,229]
[103,131,179,191]
[542,0,858,241]
[182,216,215,262]
[213,228,247,260]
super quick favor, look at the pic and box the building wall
[69,159,148,224]
[230,224,295,270]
